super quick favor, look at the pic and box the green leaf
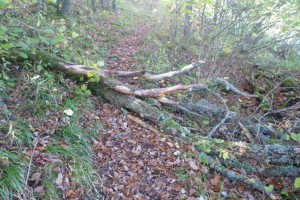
[37,65,43,72]
[84,90,91,96]
[0,0,9,8]
[81,84,87,91]
[261,103,270,110]
[285,134,290,141]
[248,178,255,183]
[12,28,24,34]
[19,52,28,59]
[219,150,229,160]
[53,35,64,44]
[294,177,300,188]
[97,61,105,67]
[26,38,39,45]
[264,184,274,193]
[196,143,211,153]
[202,120,210,125]
[6,81,14,87]
[280,189,289,197]
[71,32,79,39]
[290,133,300,142]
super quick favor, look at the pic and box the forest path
[93,24,206,199]
[105,24,150,71]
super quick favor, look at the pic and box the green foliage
[202,120,210,125]
[294,177,300,188]
[219,150,229,160]
[264,184,274,193]
[43,179,60,200]
[176,169,189,182]
[0,66,14,88]
[0,150,26,199]
[1,122,34,147]
[281,189,289,197]
[0,0,10,8]
[285,133,300,143]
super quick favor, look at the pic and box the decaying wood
[127,114,160,134]
[114,84,203,98]
[142,60,205,81]
[262,166,300,177]
[215,77,258,98]
[158,97,225,119]
[195,136,300,165]
[22,51,299,197]
[102,69,149,77]
[199,152,276,199]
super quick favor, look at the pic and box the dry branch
[114,84,202,98]
[102,69,148,77]
[142,60,205,81]
[199,152,276,199]
[22,51,299,197]
[215,77,257,97]
[104,60,205,80]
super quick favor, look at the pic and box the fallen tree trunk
[199,152,276,199]
[23,51,300,198]
[195,136,300,165]
[27,51,300,165]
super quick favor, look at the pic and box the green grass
[43,179,61,200]
[0,150,27,199]
[176,169,189,182]
[12,122,34,147]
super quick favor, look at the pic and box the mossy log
[26,51,300,166]
[20,51,300,198]
[195,137,300,165]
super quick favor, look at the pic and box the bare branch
[114,84,203,98]
[215,77,257,98]
[142,60,205,81]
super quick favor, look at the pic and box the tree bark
[195,137,300,165]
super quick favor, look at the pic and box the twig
[238,121,254,142]
[206,88,236,137]
[199,152,276,199]
[22,139,39,199]
[215,77,257,98]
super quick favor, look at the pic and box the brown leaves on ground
[105,24,150,72]
[94,103,205,199]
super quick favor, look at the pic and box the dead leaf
[167,142,174,148]
[188,161,199,171]
[211,173,221,186]
[132,145,142,154]
[66,190,76,198]
[34,185,44,193]
[31,172,42,182]
[55,173,63,186]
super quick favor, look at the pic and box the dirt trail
[105,24,150,71]
[94,25,206,199]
